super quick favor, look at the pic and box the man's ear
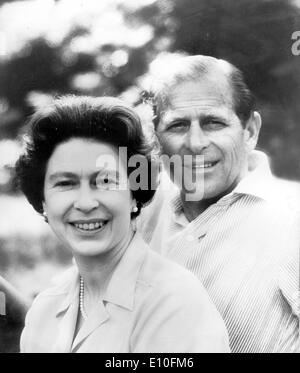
[244,111,261,151]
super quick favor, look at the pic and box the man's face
[156,75,255,201]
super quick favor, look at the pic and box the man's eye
[167,122,189,131]
[204,121,226,130]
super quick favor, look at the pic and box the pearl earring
[43,211,48,223]
[132,206,138,213]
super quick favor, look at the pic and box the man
[138,54,300,352]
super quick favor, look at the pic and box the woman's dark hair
[16,95,158,218]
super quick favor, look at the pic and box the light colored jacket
[21,233,229,353]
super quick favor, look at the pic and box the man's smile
[184,160,219,170]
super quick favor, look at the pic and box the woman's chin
[71,242,111,258]
[60,221,112,257]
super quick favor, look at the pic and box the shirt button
[186,234,194,242]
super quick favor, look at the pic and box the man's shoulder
[264,177,300,223]
[273,177,300,210]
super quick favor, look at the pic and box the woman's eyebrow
[48,172,76,182]
[48,169,122,183]
[96,168,121,178]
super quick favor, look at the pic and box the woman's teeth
[73,221,106,231]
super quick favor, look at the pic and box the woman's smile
[69,218,110,235]
[43,138,134,257]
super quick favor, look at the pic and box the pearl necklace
[79,276,88,321]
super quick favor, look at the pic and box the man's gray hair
[143,53,255,128]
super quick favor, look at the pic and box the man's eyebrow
[201,114,228,121]
[163,114,191,123]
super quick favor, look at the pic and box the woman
[16,96,229,353]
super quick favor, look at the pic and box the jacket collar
[102,232,148,310]
[170,150,279,216]
[54,232,148,317]
[54,267,80,316]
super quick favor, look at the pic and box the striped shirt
[138,151,300,353]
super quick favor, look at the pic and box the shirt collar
[171,192,183,215]
[231,150,276,202]
[169,150,277,218]
[55,232,148,316]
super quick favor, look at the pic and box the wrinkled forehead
[161,71,234,115]
[159,79,234,123]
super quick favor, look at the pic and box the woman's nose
[73,185,99,212]
[185,122,210,153]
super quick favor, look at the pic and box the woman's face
[43,138,135,258]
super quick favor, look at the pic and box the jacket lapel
[52,298,79,353]
[51,267,80,353]
[71,233,147,352]
[71,301,109,352]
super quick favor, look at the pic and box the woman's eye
[54,180,75,188]
[96,174,118,190]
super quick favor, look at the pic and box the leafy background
[0,0,300,352]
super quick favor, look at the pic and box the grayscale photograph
[0,0,299,355]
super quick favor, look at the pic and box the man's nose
[185,122,210,153]
[73,184,99,212]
